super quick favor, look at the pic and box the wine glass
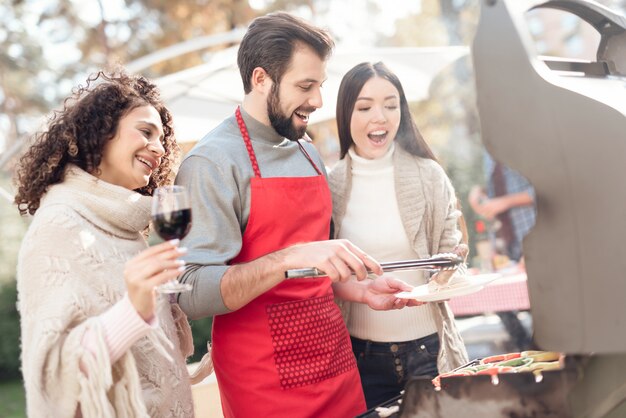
[152,185,193,293]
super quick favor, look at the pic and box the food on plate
[426,248,468,290]
[395,273,501,302]
[427,272,470,293]
[432,350,564,388]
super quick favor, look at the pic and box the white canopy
[155,46,469,142]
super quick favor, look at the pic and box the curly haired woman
[14,70,194,417]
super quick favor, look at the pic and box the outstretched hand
[363,275,424,310]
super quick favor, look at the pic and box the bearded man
[175,12,417,418]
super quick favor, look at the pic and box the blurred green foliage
[0,281,21,380]
[188,317,213,364]
[0,379,26,418]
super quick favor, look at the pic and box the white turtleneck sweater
[337,144,438,342]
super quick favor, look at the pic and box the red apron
[211,108,365,418]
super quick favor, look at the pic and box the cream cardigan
[329,145,469,373]
[17,166,194,417]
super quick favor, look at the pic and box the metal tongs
[285,253,464,279]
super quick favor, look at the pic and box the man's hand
[362,275,424,310]
[283,239,382,283]
[222,239,382,312]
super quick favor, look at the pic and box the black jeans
[351,333,440,410]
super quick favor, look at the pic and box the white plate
[394,273,502,302]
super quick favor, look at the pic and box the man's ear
[251,67,272,94]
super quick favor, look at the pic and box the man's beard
[267,83,307,141]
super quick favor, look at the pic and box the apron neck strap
[235,106,262,178]
[296,140,323,175]
[235,106,323,177]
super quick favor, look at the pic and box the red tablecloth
[449,273,530,317]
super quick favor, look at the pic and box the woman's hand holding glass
[151,185,193,293]
[124,240,187,321]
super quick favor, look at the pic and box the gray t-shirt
[175,108,327,318]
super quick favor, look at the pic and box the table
[449,272,530,317]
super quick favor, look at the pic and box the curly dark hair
[14,70,179,216]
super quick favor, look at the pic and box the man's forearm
[221,250,288,311]
[216,239,381,312]
[177,256,289,318]
[177,264,230,319]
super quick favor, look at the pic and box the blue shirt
[484,153,536,261]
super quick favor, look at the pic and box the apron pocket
[266,294,356,390]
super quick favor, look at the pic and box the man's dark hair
[237,12,334,94]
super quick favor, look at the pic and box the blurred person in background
[175,12,417,418]
[14,71,194,417]
[468,152,536,351]
[329,61,469,409]
[468,153,535,264]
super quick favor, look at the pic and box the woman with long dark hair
[329,61,469,408]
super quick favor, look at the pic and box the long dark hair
[336,61,437,161]
[14,70,179,215]
[237,12,334,93]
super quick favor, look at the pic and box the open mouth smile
[136,155,158,171]
[294,110,310,123]
[368,130,388,144]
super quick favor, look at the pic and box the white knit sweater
[17,165,194,418]
[329,145,469,374]
[339,145,438,341]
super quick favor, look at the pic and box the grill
[359,0,626,416]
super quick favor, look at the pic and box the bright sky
[250,0,421,46]
[319,0,421,46]
[0,0,420,153]
[32,0,421,72]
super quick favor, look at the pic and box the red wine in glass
[152,186,193,293]
[153,208,192,241]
